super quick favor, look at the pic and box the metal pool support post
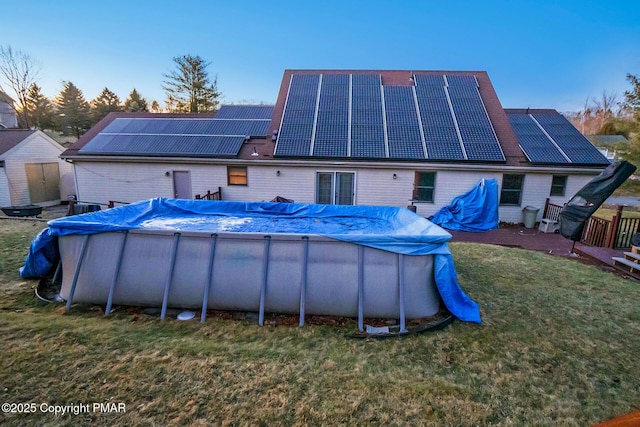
[398,253,407,333]
[65,234,90,311]
[105,231,128,316]
[52,260,62,285]
[299,236,309,327]
[358,245,365,332]
[259,235,271,326]
[161,233,181,320]
[201,233,218,323]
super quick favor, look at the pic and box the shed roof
[0,129,36,156]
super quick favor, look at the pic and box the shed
[0,129,75,207]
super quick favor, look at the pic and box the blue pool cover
[21,198,481,323]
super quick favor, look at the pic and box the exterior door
[316,172,355,205]
[172,171,192,199]
[25,162,60,203]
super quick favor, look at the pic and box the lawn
[0,218,639,426]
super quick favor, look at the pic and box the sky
[2,0,639,113]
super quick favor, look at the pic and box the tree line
[0,46,221,138]
[565,74,640,166]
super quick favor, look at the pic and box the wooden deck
[448,224,636,279]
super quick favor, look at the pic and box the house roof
[62,70,608,169]
[63,106,277,159]
[269,70,526,166]
[505,109,609,166]
[0,129,37,156]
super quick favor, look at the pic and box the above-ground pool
[21,198,481,329]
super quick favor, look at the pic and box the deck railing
[544,199,639,250]
[195,187,222,201]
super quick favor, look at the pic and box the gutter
[60,154,607,175]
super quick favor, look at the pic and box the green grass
[1,219,639,426]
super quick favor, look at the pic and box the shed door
[172,171,192,199]
[25,163,60,203]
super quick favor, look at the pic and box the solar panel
[351,74,386,158]
[446,74,505,161]
[530,111,609,164]
[414,75,465,160]
[312,74,349,156]
[275,74,320,156]
[506,112,569,163]
[80,135,245,157]
[215,105,274,120]
[384,86,425,159]
[98,119,269,138]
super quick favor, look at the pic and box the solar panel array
[506,110,609,165]
[275,72,505,162]
[80,107,272,157]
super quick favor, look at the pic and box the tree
[91,87,122,124]
[123,88,148,112]
[162,55,220,113]
[614,74,640,167]
[624,73,640,122]
[55,81,91,138]
[0,45,40,128]
[26,83,56,130]
[567,91,622,135]
[149,99,162,113]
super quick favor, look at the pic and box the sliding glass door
[316,172,355,205]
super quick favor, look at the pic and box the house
[0,91,19,129]
[587,134,628,162]
[0,129,75,207]
[60,70,610,223]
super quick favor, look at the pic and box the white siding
[1,132,72,205]
[72,159,602,223]
[0,167,10,206]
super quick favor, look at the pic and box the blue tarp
[429,179,499,232]
[20,198,481,323]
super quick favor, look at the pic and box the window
[316,172,355,205]
[227,166,247,185]
[500,174,524,205]
[413,172,436,202]
[550,175,567,196]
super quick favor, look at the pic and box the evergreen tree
[162,55,220,113]
[55,81,91,138]
[26,83,56,130]
[123,88,148,112]
[91,87,122,124]
[616,74,640,167]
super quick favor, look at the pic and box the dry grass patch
[0,221,639,426]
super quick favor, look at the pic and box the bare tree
[0,46,40,128]
[567,91,620,135]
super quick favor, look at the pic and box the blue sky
[2,0,639,112]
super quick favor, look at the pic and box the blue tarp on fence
[429,179,499,232]
[20,198,481,323]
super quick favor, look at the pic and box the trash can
[522,206,540,228]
